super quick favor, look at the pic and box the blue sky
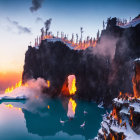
[0,0,140,73]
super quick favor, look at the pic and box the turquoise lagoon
[0,98,106,140]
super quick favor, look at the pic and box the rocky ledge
[95,95,140,140]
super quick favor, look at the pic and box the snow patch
[118,18,140,28]
[46,38,74,50]
[98,101,104,108]
[130,103,140,113]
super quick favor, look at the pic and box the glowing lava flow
[46,80,50,88]
[68,75,77,95]
[67,98,77,118]
[4,80,27,94]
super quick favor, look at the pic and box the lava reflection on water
[67,98,77,119]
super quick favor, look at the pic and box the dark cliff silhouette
[22,16,140,107]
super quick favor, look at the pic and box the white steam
[93,35,119,60]
[0,78,47,99]
[0,78,50,113]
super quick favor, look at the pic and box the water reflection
[0,98,106,140]
[67,98,77,119]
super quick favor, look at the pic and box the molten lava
[61,75,77,96]
[118,91,132,100]
[112,136,115,140]
[111,107,118,120]
[61,79,69,96]
[4,80,27,94]
[47,105,50,109]
[104,132,107,140]
[132,62,140,98]
[68,75,77,95]
[119,91,122,96]
[67,98,77,118]
[46,80,50,88]
[132,76,140,98]
[130,109,134,127]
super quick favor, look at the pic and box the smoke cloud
[0,78,50,114]
[30,0,44,12]
[7,17,31,34]
[36,17,44,23]
[92,35,119,61]
[0,78,48,102]
[44,18,52,33]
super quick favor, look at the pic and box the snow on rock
[0,78,48,101]
[110,120,140,140]
[0,95,27,100]
[134,58,140,62]
[46,38,62,43]
[130,103,140,113]
[113,97,129,107]
[98,128,104,135]
[0,89,28,101]
[95,95,140,140]
[98,101,104,109]
[35,46,39,50]
[118,18,140,28]
[120,107,130,115]
[46,38,74,50]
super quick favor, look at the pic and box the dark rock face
[22,18,140,107]
[22,40,111,105]
[23,41,81,97]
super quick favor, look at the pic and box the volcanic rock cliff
[22,17,140,107]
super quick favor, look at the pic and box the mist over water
[0,78,106,140]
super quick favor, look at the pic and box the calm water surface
[0,98,106,140]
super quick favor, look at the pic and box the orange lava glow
[122,135,124,140]
[46,80,50,88]
[4,80,28,94]
[62,38,97,50]
[61,75,77,96]
[68,75,77,95]
[104,132,107,140]
[132,62,140,98]
[70,98,77,113]
[132,76,140,98]
[67,98,77,118]
[0,72,21,93]
[112,136,115,140]
[61,79,69,96]
[111,107,118,120]
[118,91,132,100]
[120,119,122,124]
[130,109,134,127]
[47,105,50,109]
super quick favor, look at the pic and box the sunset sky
[0,0,140,91]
